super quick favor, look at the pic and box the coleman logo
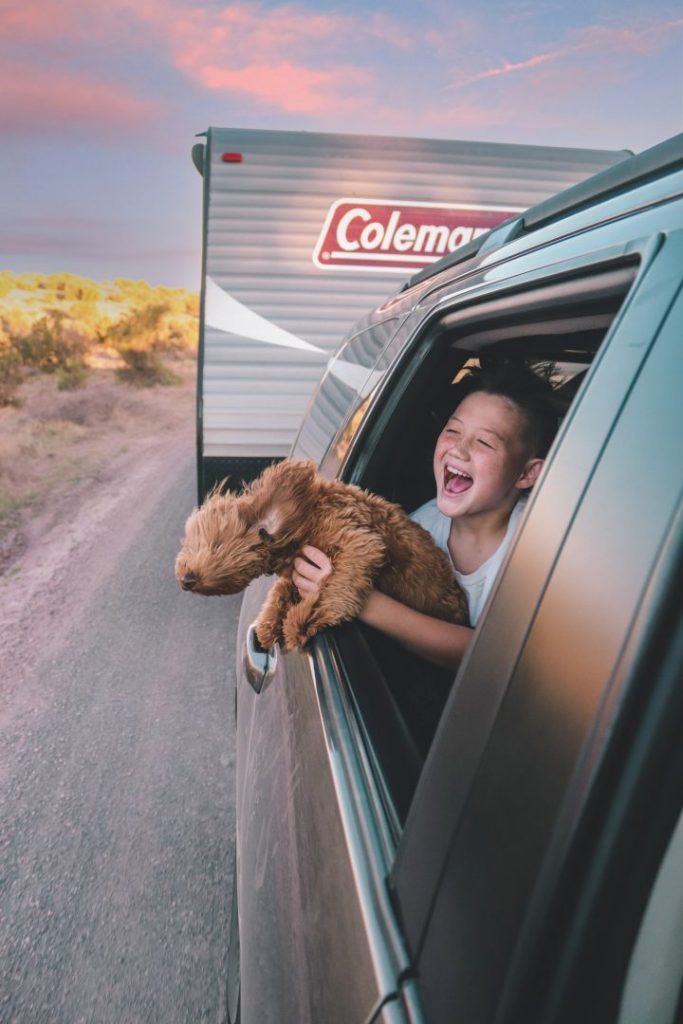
[312,198,522,273]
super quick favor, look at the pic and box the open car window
[324,257,641,832]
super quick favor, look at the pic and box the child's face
[433,391,543,519]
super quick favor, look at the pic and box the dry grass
[0,271,199,404]
[0,358,195,542]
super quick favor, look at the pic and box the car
[230,132,683,1024]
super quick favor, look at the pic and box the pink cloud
[0,0,416,119]
[158,3,392,115]
[453,16,683,88]
[0,0,138,46]
[421,103,510,130]
[456,48,566,86]
[214,3,348,51]
[424,15,488,59]
[0,1,82,41]
[0,66,164,137]
[162,1,414,63]
[367,13,414,50]
[198,61,372,114]
[575,19,683,56]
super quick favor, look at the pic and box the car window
[291,317,400,465]
[326,256,641,828]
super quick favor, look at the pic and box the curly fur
[175,459,468,650]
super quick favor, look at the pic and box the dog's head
[175,459,319,595]
[175,489,272,596]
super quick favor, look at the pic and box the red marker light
[222,152,243,163]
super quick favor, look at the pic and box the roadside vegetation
[0,271,198,402]
[0,271,199,564]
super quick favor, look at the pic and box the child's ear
[516,457,544,490]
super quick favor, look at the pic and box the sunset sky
[1,0,681,290]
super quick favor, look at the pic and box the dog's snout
[181,573,199,591]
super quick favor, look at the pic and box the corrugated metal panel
[201,128,626,459]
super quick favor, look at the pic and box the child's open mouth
[444,466,473,494]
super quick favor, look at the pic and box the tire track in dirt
[0,422,195,730]
[0,422,240,1023]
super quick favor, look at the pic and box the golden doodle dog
[175,458,468,651]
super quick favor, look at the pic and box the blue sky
[1,0,681,290]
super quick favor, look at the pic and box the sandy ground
[0,411,239,1022]
[0,366,196,719]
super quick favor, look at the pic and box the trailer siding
[199,128,627,469]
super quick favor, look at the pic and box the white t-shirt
[411,498,526,626]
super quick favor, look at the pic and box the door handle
[243,623,278,694]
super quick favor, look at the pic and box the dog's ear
[234,495,279,540]
[245,459,318,545]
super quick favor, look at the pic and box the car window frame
[391,228,674,930]
[315,239,655,843]
[494,282,683,1024]
[391,231,683,1023]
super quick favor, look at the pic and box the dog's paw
[282,617,316,652]
[254,619,280,650]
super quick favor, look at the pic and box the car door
[235,577,419,1024]
[233,215,683,1022]
[391,230,683,1023]
[234,313,418,1024]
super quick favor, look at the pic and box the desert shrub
[160,315,198,353]
[2,306,34,338]
[56,359,89,390]
[0,327,23,405]
[68,297,110,346]
[45,272,102,303]
[16,312,88,383]
[0,271,15,300]
[27,379,118,426]
[112,278,155,307]
[184,293,199,317]
[105,302,181,385]
[0,273,197,390]
[15,315,59,368]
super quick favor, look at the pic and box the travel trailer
[192,128,628,499]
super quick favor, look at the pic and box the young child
[293,363,559,671]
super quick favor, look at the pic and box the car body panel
[398,272,683,1022]
[233,136,683,1024]
[236,579,415,1024]
[393,227,683,938]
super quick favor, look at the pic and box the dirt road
[0,422,240,1023]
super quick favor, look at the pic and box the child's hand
[292,545,332,598]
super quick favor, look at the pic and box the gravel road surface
[0,425,240,1023]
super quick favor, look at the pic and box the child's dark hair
[456,361,562,458]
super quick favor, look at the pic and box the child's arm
[358,590,472,671]
[293,546,472,671]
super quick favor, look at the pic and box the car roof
[327,133,683,388]
[407,132,683,290]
